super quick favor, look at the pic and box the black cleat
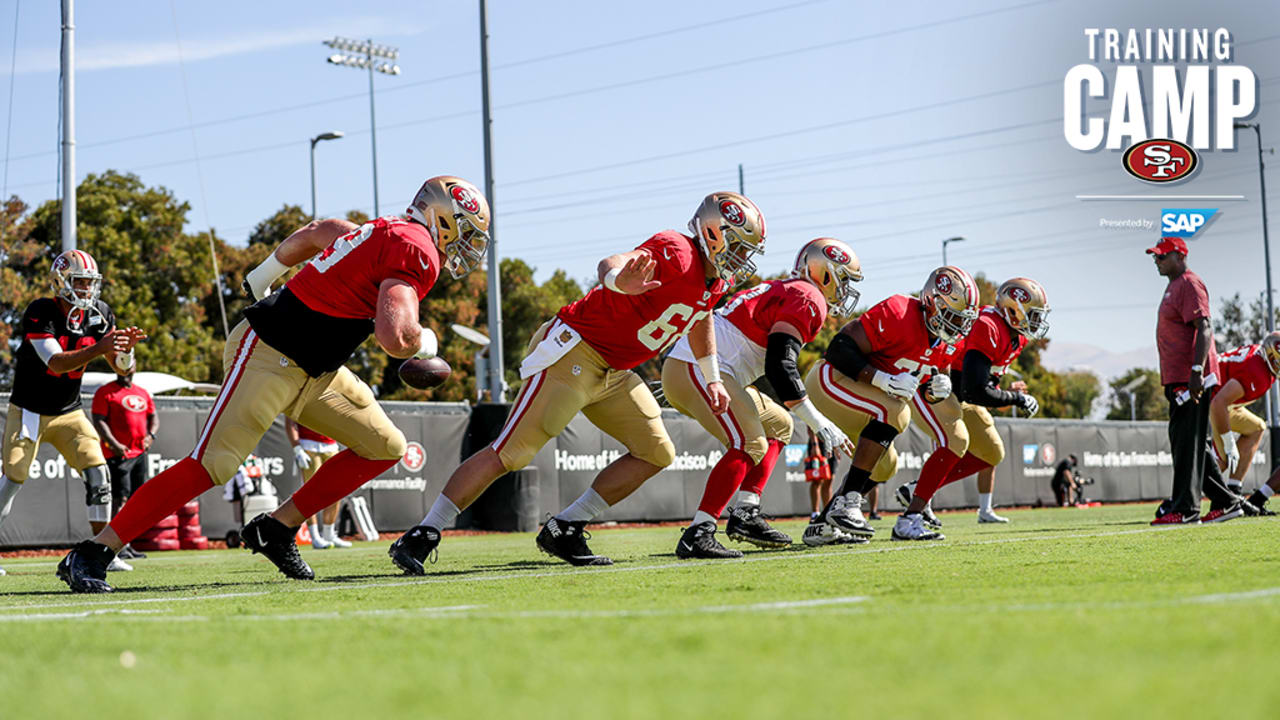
[116,544,147,560]
[921,504,943,530]
[56,540,115,593]
[894,482,914,509]
[676,521,744,559]
[388,525,441,576]
[725,505,792,549]
[536,516,613,566]
[241,514,314,580]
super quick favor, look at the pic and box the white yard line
[0,524,1213,615]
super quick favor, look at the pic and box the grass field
[2,504,1279,719]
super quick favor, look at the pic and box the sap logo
[1022,444,1039,465]
[1160,208,1218,238]
[784,443,807,467]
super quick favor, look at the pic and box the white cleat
[0,565,6,576]
[892,513,945,541]
[977,509,1010,524]
[107,556,134,572]
[310,532,333,550]
[825,492,875,537]
[327,533,353,548]
[802,521,868,547]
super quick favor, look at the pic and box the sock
[695,449,753,520]
[422,494,461,530]
[320,523,335,541]
[110,458,213,544]
[692,510,717,526]
[1247,490,1268,508]
[1262,484,1276,498]
[291,450,398,518]
[558,488,611,523]
[915,448,962,502]
[734,491,761,508]
[838,466,872,497]
[739,440,783,497]
[940,453,990,488]
[0,477,21,531]
[1227,480,1243,493]
[978,492,993,513]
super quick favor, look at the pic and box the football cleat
[1150,511,1200,526]
[921,502,943,529]
[116,544,146,560]
[1154,499,1174,519]
[328,533,353,548]
[241,514,315,580]
[825,492,875,537]
[310,530,333,550]
[56,540,114,593]
[387,525,441,576]
[676,522,743,560]
[894,483,914,509]
[802,521,867,547]
[0,565,5,576]
[106,556,134,572]
[536,516,613,566]
[977,509,1010,524]
[1201,502,1244,524]
[892,513,945,541]
[725,505,792,549]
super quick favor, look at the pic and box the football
[398,356,452,389]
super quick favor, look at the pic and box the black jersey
[11,297,115,415]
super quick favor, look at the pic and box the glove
[1221,430,1240,475]
[1016,393,1040,418]
[293,445,311,470]
[414,328,438,359]
[817,424,854,458]
[926,373,952,401]
[871,370,920,399]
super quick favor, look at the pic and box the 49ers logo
[122,395,148,412]
[1122,138,1199,183]
[53,255,69,272]
[401,441,426,472]
[719,200,746,226]
[935,274,953,294]
[450,185,481,214]
[823,245,850,264]
[1007,286,1031,303]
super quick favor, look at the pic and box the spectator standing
[91,368,157,562]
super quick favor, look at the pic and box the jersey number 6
[637,303,709,352]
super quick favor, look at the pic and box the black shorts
[107,455,148,506]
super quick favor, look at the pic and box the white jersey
[667,313,766,384]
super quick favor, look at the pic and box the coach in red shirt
[91,369,158,532]
[1149,237,1240,525]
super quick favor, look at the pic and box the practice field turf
[2,505,1278,719]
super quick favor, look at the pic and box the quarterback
[390,192,765,571]
[804,266,980,545]
[56,176,490,592]
[896,277,1048,532]
[0,250,144,577]
[662,238,861,559]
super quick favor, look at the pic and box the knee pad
[82,465,111,508]
[642,438,676,469]
[861,420,899,448]
[743,436,769,465]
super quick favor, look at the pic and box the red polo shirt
[1156,269,1219,386]
[91,381,155,459]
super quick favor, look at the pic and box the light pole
[324,37,400,217]
[1236,121,1278,467]
[309,131,344,220]
[1120,375,1145,422]
[942,236,965,266]
[478,0,505,402]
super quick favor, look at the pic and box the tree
[1106,368,1167,421]
[1215,291,1277,351]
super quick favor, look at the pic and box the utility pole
[1236,121,1278,467]
[738,163,744,194]
[324,37,400,217]
[60,0,75,251]
[479,0,505,402]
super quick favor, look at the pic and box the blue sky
[2,0,1278,372]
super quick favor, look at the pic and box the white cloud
[5,17,424,75]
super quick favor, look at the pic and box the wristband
[116,349,135,371]
[791,397,827,433]
[245,251,290,299]
[1191,364,1203,372]
[415,328,439,359]
[603,267,623,293]
[696,355,721,385]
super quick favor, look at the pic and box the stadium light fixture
[323,36,400,216]
[309,131,345,220]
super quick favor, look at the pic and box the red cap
[1146,237,1188,256]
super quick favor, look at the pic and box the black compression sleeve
[765,332,805,403]
[961,349,1021,407]
[824,331,869,380]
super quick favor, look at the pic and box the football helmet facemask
[996,277,1051,340]
[792,237,863,317]
[688,191,766,283]
[920,265,979,344]
[405,176,492,279]
[1262,331,1280,377]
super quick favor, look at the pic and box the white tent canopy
[80,371,221,397]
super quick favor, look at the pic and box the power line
[1,0,18,203]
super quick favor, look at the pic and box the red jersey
[289,216,441,318]
[949,306,1027,377]
[91,381,155,459]
[858,294,952,374]
[1218,344,1275,405]
[721,278,827,346]
[1156,269,1219,385]
[296,425,335,444]
[557,231,729,370]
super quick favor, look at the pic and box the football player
[662,238,860,559]
[390,192,765,572]
[803,266,979,545]
[56,176,490,592]
[286,418,351,548]
[896,278,1047,529]
[1213,333,1280,514]
[0,250,145,577]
